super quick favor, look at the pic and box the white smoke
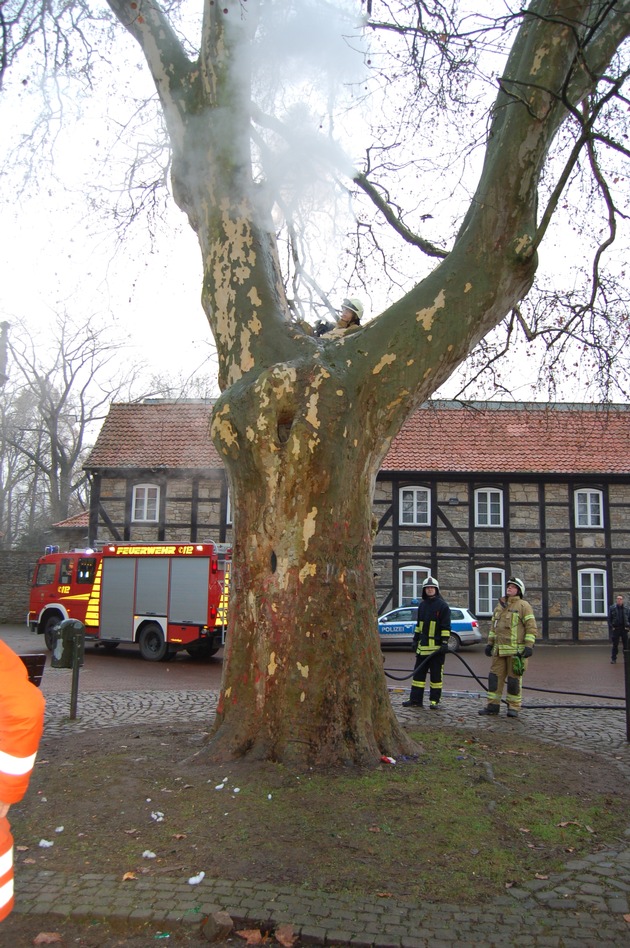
[229,0,369,224]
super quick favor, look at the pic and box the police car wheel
[138,623,169,662]
[447,633,461,652]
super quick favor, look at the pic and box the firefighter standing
[478,577,537,719]
[403,576,451,709]
[0,640,45,921]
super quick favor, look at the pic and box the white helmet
[507,576,525,597]
[422,576,440,596]
[342,298,363,321]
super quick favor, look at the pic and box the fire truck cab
[28,542,231,661]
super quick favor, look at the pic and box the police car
[378,605,482,650]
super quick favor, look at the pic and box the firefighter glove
[439,641,450,654]
[484,643,493,657]
[522,646,533,658]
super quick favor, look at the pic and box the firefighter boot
[402,699,423,708]
[478,704,499,716]
[507,708,519,718]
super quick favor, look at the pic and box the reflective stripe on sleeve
[0,878,14,919]
[0,748,37,777]
[0,845,13,878]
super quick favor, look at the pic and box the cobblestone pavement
[14,686,630,946]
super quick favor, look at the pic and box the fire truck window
[59,559,73,585]
[77,558,96,584]
[35,563,57,586]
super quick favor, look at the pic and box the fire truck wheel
[43,614,63,651]
[138,623,169,662]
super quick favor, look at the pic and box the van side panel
[100,559,136,640]
[169,558,210,624]
[136,558,169,616]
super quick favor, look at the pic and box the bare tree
[2,315,146,537]
[2,2,630,765]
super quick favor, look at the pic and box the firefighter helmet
[341,297,363,321]
[507,576,525,597]
[422,575,440,593]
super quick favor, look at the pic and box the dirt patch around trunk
[6,720,630,945]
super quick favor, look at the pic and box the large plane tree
[4,1,630,764]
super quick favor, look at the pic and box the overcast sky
[1,1,628,404]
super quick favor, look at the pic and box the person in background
[402,576,451,709]
[608,594,630,664]
[478,577,537,719]
[0,640,45,921]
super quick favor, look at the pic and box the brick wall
[0,551,37,624]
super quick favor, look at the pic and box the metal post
[70,622,83,721]
[624,646,630,743]
[69,631,81,721]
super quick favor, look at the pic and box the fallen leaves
[236,930,264,944]
[235,926,296,946]
[557,821,595,833]
[275,924,297,947]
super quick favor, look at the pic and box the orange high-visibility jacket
[0,640,45,921]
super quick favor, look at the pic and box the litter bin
[51,618,85,669]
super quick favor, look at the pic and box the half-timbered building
[76,399,630,642]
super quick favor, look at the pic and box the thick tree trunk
[208,362,416,765]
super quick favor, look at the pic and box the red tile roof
[53,511,89,529]
[85,400,630,476]
[85,401,223,471]
[383,402,630,475]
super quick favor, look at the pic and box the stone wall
[0,551,38,625]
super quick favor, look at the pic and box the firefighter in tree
[478,577,537,719]
[0,640,45,921]
[403,576,451,709]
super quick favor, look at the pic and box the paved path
[14,687,630,946]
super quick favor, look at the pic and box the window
[575,488,603,528]
[399,487,430,526]
[475,488,503,527]
[399,566,431,605]
[475,568,505,616]
[226,489,232,526]
[59,558,74,585]
[578,569,607,616]
[77,558,97,584]
[35,563,57,586]
[132,484,159,522]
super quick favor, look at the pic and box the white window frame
[399,486,431,526]
[132,484,159,523]
[574,488,603,528]
[475,488,503,528]
[399,566,431,606]
[475,568,505,616]
[226,489,232,526]
[578,569,607,616]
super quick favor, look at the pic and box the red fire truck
[27,542,231,661]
